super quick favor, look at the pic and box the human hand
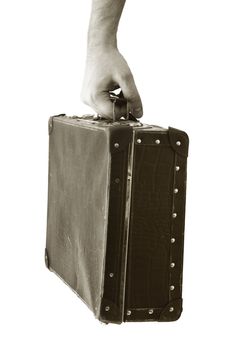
[81,48,143,120]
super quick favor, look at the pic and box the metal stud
[171,238,176,243]
[170,262,175,268]
[114,143,119,148]
[169,307,174,312]
[148,309,154,315]
[172,213,177,218]
[174,188,179,194]
[115,178,120,184]
[155,139,160,145]
[170,285,175,291]
[137,139,142,144]
[127,310,131,316]
[176,141,181,146]
[109,273,114,278]
[105,306,110,312]
[45,249,49,269]
[176,166,180,172]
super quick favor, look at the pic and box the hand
[81,48,143,120]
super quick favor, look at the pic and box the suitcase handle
[110,91,139,122]
[94,91,139,123]
[110,91,138,122]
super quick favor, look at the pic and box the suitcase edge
[99,125,134,324]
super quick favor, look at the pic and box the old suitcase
[45,112,189,324]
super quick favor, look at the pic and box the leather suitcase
[45,113,189,324]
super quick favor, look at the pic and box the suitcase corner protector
[168,127,189,157]
[99,298,123,324]
[158,298,183,322]
[108,125,133,154]
[48,114,66,134]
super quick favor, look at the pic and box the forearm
[82,0,143,119]
[88,0,126,50]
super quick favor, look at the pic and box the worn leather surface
[125,140,175,310]
[124,128,188,322]
[46,118,110,315]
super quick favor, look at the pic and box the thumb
[119,74,143,118]
[93,92,114,119]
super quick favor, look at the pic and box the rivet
[148,309,154,315]
[114,143,120,148]
[176,166,180,172]
[105,306,110,311]
[127,310,131,316]
[137,139,142,144]
[171,238,176,243]
[170,285,175,291]
[169,307,174,312]
[115,178,120,184]
[176,141,181,146]
[155,139,160,144]
[109,273,114,278]
[174,188,178,194]
[170,262,175,268]
[45,249,49,268]
[172,213,177,218]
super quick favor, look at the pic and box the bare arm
[81,0,143,119]
[88,0,125,49]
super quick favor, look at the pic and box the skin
[81,0,143,120]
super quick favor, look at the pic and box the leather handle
[94,91,138,123]
[110,92,138,122]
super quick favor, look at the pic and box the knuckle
[120,71,132,82]
[128,93,140,105]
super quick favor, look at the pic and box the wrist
[87,26,117,52]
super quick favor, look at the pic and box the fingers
[119,74,143,118]
[91,92,127,120]
[81,49,143,120]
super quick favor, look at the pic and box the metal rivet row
[126,309,156,317]
[169,158,180,304]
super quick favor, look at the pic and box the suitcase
[45,112,189,324]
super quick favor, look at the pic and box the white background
[0,0,233,349]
